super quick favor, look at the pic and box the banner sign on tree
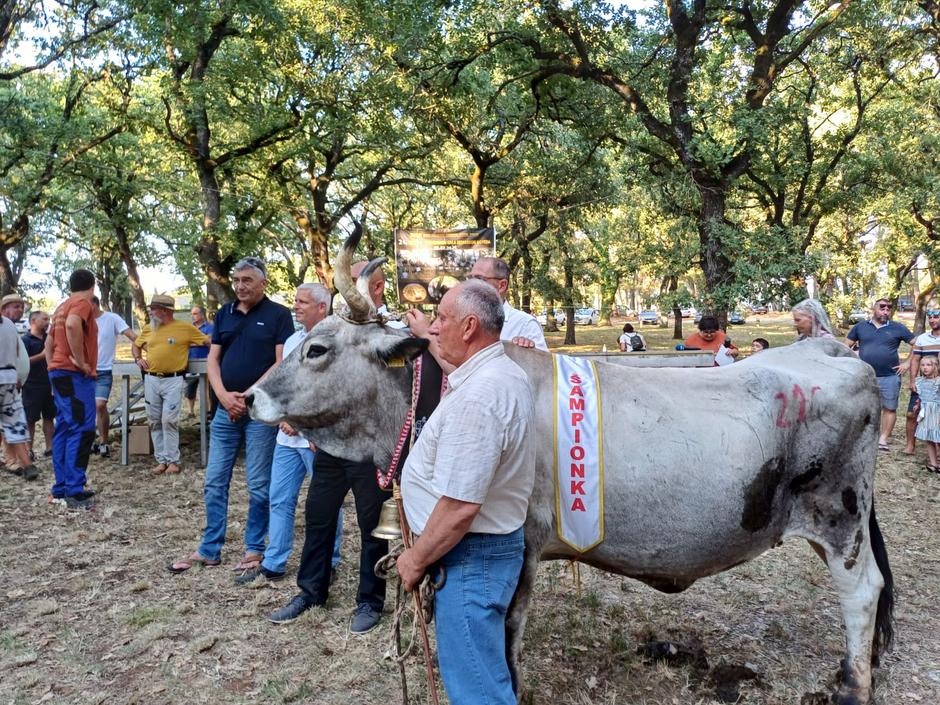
[394,227,496,305]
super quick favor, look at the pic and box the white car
[573,308,600,325]
[14,319,28,335]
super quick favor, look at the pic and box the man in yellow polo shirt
[132,295,210,475]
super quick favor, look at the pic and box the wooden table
[110,359,209,467]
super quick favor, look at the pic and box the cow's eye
[306,344,328,358]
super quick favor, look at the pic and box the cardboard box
[128,425,152,455]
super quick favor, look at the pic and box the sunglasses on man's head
[927,310,940,317]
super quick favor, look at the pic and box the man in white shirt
[237,283,343,585]
[92,297,136,457]
[397,279,535,705]
[469,256,548,351]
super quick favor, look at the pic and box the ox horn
[334,222,375,321]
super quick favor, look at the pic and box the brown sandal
[153,463,168,475]
[232,553,263,572]
[167,552,221,573]
[166,463,181,474]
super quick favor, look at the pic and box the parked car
[898,296,914,312]
[573,308,600,325]
[750,304,769,314]
[729,311,746,325]
[638,310,660,326]
[14,318,28,335]
[848,310,867,324]
[536,311,565,326]
[680,306,696,318]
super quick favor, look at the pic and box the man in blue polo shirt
[846,297,915,451]
[168,257,294,574]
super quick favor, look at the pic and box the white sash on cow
[553,354,604,552]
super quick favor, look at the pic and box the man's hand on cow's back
[404,309,430,338]
[511,336,535,348]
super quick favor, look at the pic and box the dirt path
[2,424,938,704]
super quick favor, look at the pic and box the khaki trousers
[144,375,184,464]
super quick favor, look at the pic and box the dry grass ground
[2,318,938,704]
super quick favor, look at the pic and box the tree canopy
[1,0,936,327]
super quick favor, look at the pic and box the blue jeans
[262,444,342,575]
[198,412,277,562]
[434,528,524,705]
[49,370,97,497]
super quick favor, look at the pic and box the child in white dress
[914,356,940,473]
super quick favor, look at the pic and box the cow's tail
[869,499,894,665]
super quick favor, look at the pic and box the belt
[147,371,187,378]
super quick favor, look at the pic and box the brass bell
[371,496,403,540]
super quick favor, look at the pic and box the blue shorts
[94,370,113,401]
[876,375,901,412]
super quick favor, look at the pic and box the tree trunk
[113,224,148,329]
[697,188,732,327]
[195,164,234,309]
[545,299,558,333]
[0,245,17,296]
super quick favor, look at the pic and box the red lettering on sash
[571,498,586,512]
[574,429,581,443]
[569,374,582,384]
[570,463,585,478]
[570,446,585,461]
[569,398,585,411]
[570,385,584,397]
[570,480,585,495]
[571,412,584,426]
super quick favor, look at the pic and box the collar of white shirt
[447,341,504,391]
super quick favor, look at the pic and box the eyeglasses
[469,274,503,283]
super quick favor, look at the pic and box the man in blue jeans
[397,280,536,705]
[168,257,293,573]
[235,283,342,585]
[846,297,915,450]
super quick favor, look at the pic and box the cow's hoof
[829,690,865,705]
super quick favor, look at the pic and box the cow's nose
[244,393,254,409]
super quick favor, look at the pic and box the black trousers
[296,450,389,609]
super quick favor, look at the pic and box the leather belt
[147,371,187,378]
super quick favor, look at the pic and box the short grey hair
[298,282,331,308]
[29,310,47,323]
[475,256,510,280]
[191,305,206,316]
[791,298,835,339]
[233,256,267,281]
[453,279,504,336]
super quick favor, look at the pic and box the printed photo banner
[394,227,496,305]
[553,354,605,553]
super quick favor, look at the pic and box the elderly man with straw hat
[132,294,210,475]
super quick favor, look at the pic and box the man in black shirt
[22,311,54,460]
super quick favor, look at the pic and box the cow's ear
[378,336,429,368]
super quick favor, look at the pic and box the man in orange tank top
[46,269,99,510]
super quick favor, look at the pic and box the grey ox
[247,231,893,705]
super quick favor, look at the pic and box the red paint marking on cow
[775,392,791,428]
[793,384,808,422]
[811,385,821,396]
